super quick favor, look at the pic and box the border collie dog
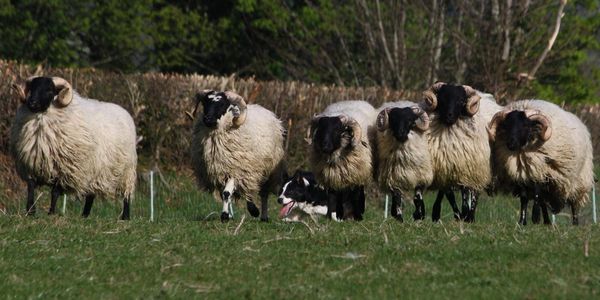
[278,170,329,221]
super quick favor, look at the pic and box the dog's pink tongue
[279,202,294,218]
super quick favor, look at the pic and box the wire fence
[1,170,597,225]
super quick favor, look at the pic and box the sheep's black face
[199,91,231,128]
[26,77,57,113]
[313,117,344,155]
[436,84,468,126]
[500,111,535,151]
[388,107,418,143]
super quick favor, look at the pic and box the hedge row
[1,60,598,199]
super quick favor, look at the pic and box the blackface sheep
[421,82,502,222]
[487,100,594,225]
[277,170,328,222]
[375,101,433,222]
[309,100,377,221]
[191,90,286,222]
[11,76,137,219]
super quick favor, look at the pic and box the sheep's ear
[196,89,215,104]
[376,108,390,131]
[11,83,26,103]
[188,89,214,120]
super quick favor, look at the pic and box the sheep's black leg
[446,190,461,220]
[341,189,357,220]
[571,205,579,226]
[431,190,444,222]
[49,184,63,215]
[355,186,365,221]
[391,191,404,222]
[82,194,95,218]
[327,191,342,221]
[532,201,541,224]
[25,180,36,216]
[466,191,478,223]
[412,188,425,221]
[346,187,364,221]
[541,202,551,225]
[518,192,528,225]
[121,198,130,220]
[531,184,548,224]
[258,185,269,222]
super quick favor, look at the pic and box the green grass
[1,175,599,299]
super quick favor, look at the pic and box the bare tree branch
[521,0,568,83]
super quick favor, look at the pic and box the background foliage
[0,0,598,103]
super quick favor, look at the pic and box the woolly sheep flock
[8,76,595,226]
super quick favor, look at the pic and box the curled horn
[188,89,214,120]
[225,91,247,127]
[487,109,509,142]
[463,85,481,116]
[51,77,73,107]
[376,108,391,131]
[411,106,430,131]
[422,81,445,111]
[525,110,552,141]
[340,115,362,147]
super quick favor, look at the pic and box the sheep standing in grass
[309,100,377,221]
[421,82,502,222]
[375,101,432,222]
[10,76,137,219]
[191,90,286,222]
[487,100,594,225]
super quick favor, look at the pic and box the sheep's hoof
[393,215,404,223]
[220,212,230,222]
[260,216,269,222]
[246,202,260,218]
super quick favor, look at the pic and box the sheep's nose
[203,116,217,127]
[277,197,284,204]
[321,143,335,154]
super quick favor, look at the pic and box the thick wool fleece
[492,100,594,210]
[11,92,137,199]
[191,104,285,202]
[426,96,502,191]
[376,101,433,198]
[311,101,377,190]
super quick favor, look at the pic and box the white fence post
[593,184,597,224]
[150,170,155,222]
[384,194,389,219]
[62,194,67,215]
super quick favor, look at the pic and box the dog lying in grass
[278,171,328,222]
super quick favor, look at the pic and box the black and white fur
[277,171,328,222]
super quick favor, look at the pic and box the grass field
[1,173,599,299]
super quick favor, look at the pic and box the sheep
[10,76,137,219]
[421,82,502,222]
[487,99,594,225]
[375,101,433,222]
[308,100,377,221]
[190,90,286,222]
